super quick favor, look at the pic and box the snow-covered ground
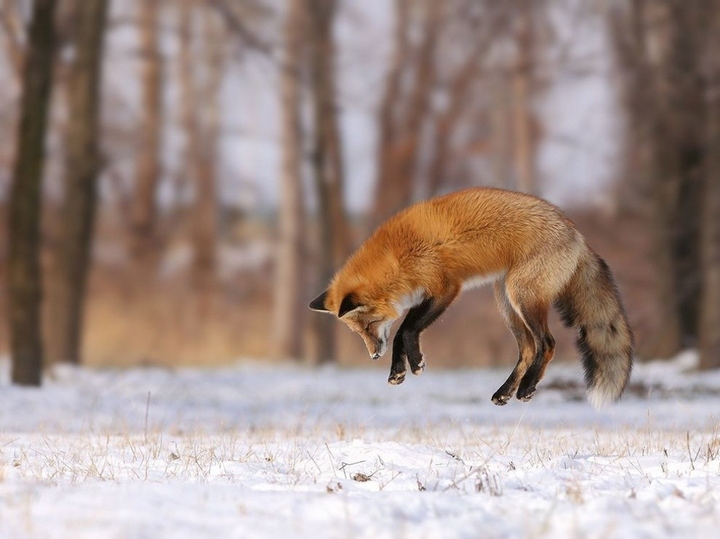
[2,353,720,538]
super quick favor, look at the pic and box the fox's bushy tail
[555,250,634,408]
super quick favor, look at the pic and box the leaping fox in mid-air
[309,187,633,408]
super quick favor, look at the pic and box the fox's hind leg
[511,251,578,401]
[514,307,555,401]
[492,280,537,405]
[502,266,562,402]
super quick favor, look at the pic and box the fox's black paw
[388,371,406,385]
[410,357,425,375]
[491,392,511,406]
[516,386,536,402]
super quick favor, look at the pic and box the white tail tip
[586,386,617,410]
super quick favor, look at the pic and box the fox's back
[381,188,577,270]
[330,188,583,308]
[408,188,570,240]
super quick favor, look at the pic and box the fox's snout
[367,338,387,360]
[362,322,390,361]
[366,339,387,360]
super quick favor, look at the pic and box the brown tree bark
[490,76,514,189]
[374,0,409,224]
[179,0,221,296]
[651,1,706,353]
[614,0,682,357]
[130,0,163,274]
[372,0,440,225]
[0,2,24,77]
[670,2,706,345]
[426,22,498,196]
[45,0,109,365]
[700,126,720,369]
[191,9,224,294]
[7,0,57,385]
[178,0,200,234]
[610,0,708,358]
[699,13,720,369]
[307,0,346,363]
[512,0,536,195]
[273,0,306,360]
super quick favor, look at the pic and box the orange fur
[310,187,633,406]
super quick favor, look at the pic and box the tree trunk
[700,127,720,369]
[0,2,25,77]
[372,0,439,225]
[191,9,224,294]
[273,0,306,360]
[607,0,654,213]
[310,0,347,264]
[427,29,495,196]
[490,76,513,189]
[130,0,163,274]
[178,0,199,230]
[609,0,706,358]
[45,0,108,365]
[325,65,349,264]
[699,14,720,370]
[7,0,57,385]
[373,0,409,226]
[653,1,706,351]
[512,0,536,195]
[179,0,219,296]
[307,0,346,364]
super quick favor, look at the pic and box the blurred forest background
[1,0,720,385]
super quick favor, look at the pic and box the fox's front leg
[387,293,457,385]
[388,334,409,385]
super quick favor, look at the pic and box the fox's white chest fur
[392,288,426,316]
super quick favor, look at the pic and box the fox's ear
[309,290,331,313]
[338,293,362,318]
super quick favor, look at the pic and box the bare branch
[0,2,25,76]
[206,0,275,56]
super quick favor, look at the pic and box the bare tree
[371,1,539,218]
[307,0,347,363]
[372,0,440,225]
[610,0,709,357]
[178,0,200,242]
[700,116,720,368]
[511,0,538,195]
[178,0,224,295]
[0,2,24,77]
[46,0,109,365]
[130,0,163,274]
[273,0,306,360]
[700,11,720,369]
[192,8,225,293]
[7,0,57,385]
[374,0,409,215]
[425,5,507,196]
[660,2,706,351]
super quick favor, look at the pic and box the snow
[2,353,720,538]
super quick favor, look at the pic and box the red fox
[309,187,633,408]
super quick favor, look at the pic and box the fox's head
[308,288,399,360]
